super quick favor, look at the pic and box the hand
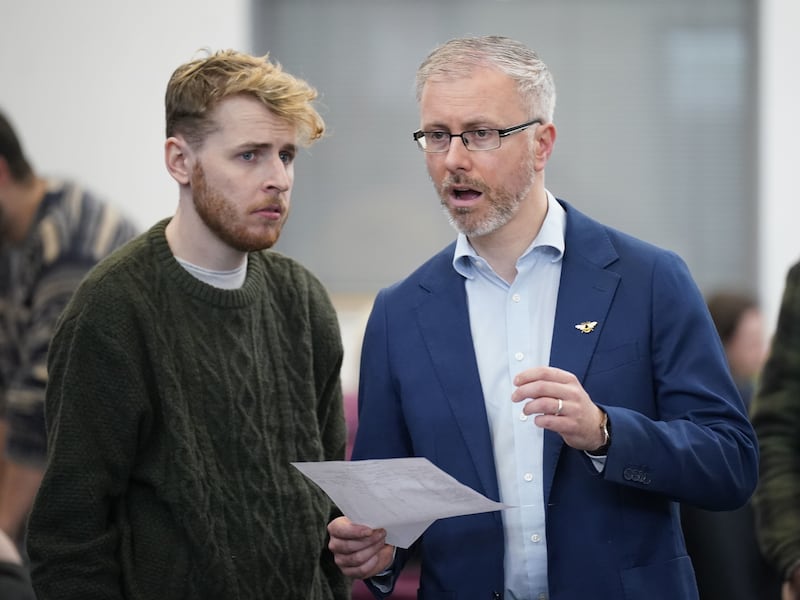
[327,516,395,579]
[784,565,800,600]
[512,366,607,452]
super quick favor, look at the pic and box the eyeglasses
[412,119,542,153]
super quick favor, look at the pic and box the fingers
[510,367,608,451]
[327,516,374,540]
[511,366,576,404]
[517,395,565,417]
[513,365,574,387]
[327,516,393,579]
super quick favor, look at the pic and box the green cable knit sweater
[27,220,349,600]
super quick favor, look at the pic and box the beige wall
[1,0,797,336]
[0,0,250,231]
[759,0,800,332]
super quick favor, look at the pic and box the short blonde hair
[165,49,325,147]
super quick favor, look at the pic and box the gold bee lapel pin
[575,321,598,334]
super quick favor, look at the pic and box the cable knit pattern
[27,219,349,600]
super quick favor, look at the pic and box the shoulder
[58,225,155,321]
[40,179,133,230]
[560,199,688,273]
[251,251,342,348]
[253,250,336,312]
[256,250,327,292]
[381,242,457,297]
[782,260,800,294]
[36,179,139,263]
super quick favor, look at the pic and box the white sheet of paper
[292,457,511,548]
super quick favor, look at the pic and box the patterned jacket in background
[752,259,800,580]
[0,179,138,464]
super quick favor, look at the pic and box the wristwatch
[587,410,611,457]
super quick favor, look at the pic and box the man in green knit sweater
[26,50,349,599]
[751,260,800,600]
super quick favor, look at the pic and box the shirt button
[523,473,533,482]
[514,352,524,361]
[519,413,528,421]
[531,533,541,543]
[538,594,547,600]
[512,293,521,302]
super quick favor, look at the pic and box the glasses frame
[412,119,542,153]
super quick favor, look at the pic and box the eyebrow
[234,141,297,153]
[422,118,498,131]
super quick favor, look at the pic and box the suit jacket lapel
[415,252,501,502]
[411,203,622,507]
[543,202,621,504]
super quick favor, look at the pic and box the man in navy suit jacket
[328,35,758,600]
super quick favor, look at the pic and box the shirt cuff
[585,452,607,472]
[369,546,398,593]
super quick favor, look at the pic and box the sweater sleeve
[298,269,346,464]
[26,303,150,600]
[752,262,800,578]
[306,274,350,599]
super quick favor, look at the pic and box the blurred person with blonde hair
[26,50,348,600]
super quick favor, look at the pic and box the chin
[239,236,280,253]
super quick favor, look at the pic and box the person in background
[0,529,34,600]
[327,35,758,599]
[0,109,138,547]
[707,291,768,409]
[26,50,349,600]
[751,260,800,600]
[680,290,782,600]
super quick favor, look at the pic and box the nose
[262,155,292,193]
[442,135,472,172]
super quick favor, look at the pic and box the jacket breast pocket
[588,341,640,374]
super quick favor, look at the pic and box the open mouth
[453,188,481,200]
[448,186,483,207]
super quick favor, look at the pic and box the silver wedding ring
[555,398,564,416]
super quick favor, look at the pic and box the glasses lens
[424,132,450,152]
[463,130,500,151]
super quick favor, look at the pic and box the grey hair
[415,35,556,123]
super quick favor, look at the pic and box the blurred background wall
[255,0,758,295]
[0,0,798,391]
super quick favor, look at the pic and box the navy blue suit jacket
[352,200,758,599]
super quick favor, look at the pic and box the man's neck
[468,190,549,284]
[165,201,247,272]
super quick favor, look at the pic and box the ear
[164,136,193,185]
[533,122,557,171]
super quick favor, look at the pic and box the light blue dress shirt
[452,192,565,600]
